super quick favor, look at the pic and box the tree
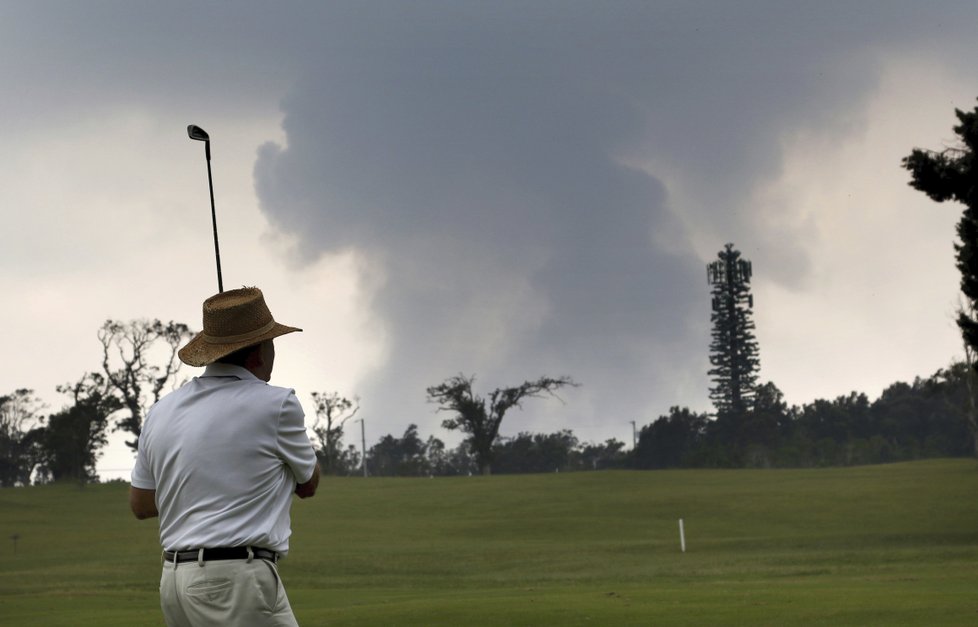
[955,314,978,456]
[903,100,978,455]
[430,441,478,476]
[633,406,709,469]
[492,430,579,474]
[35,373,122,484]
[309,391,359,475]
[99,319,193,451]
[795,392,872,465]
[707,243,761,434]
[366,424,440,476]
[736,381,791,466]
[928,362,978,457]
[572,438,627,471]
[746,382,790,443]
[0,389,44,486]
[427,374,578,475]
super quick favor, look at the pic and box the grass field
[1,459,976,625]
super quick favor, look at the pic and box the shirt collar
[200,363,260,381]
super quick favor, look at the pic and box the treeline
[0,317,973,484]
[325,426,627,477]
[323,362,973,476]
[633,362,973,469]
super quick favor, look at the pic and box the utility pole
[630,420,637,448]
[356,418,368,478]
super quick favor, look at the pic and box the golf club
[187,124,223,293]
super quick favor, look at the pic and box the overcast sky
[2,2,976,479]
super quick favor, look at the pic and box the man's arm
[129,486,159,519]
[295,462,321,499]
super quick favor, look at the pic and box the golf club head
[187,125,210,142]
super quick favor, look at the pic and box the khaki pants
[160,556,299,626]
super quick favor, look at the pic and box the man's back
[134,363,316,556]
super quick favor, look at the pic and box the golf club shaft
[205,150,223,293]
[188,125,223,294]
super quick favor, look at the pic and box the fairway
[1,459,976,625]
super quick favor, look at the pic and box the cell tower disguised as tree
[707,243,760,423]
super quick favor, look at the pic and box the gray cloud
[250,6,715,434]
[6,1,976,442]
[244,6,724,433]
[250,2,977,437]
[249,2,978,438]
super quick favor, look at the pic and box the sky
[1,2,976,480]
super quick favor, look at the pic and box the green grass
[1,459,977,625]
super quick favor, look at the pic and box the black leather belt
[163,547,278,564]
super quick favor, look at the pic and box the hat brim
[178,323,302,367]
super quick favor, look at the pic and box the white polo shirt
[131,363,317,557]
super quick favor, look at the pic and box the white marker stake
[679,518,686,553]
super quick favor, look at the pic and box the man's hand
[295,463,321,499]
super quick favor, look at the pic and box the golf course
[1,458,976,625]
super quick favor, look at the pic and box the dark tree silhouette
[707,243,761,438]
[0,389,44,487]
[310,391,359,475]
[35,373,122,484]
[633,406,709,469]
[366,424,443,477]
[99,319,193,451]
[492,430,579,474]
[903,99,978,455]
[427,374,577,475]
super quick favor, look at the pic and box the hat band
[201,319,277,345]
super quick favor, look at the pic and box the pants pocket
[186,577,234,606]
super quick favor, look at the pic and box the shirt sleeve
[277,391,318,484]
[130,430,156,489]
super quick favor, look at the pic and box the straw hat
[178,287,302,367]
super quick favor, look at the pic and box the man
[130,287,320,627]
